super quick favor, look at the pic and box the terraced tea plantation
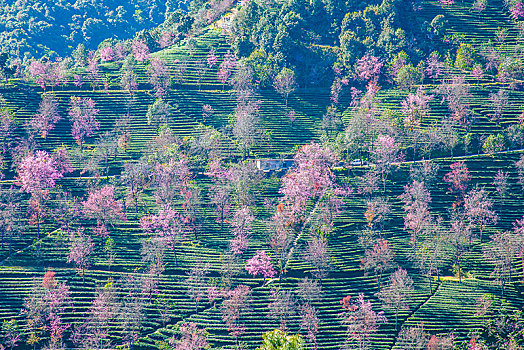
[0,0,524,349]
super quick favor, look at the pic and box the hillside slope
[0,0,523,349]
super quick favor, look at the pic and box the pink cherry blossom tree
[0,187,24,257]
[153,157,190,206]
[399,181,432,250]
[425,52,445,79]
[471,64,484,81]
[208,162,232,229]
[483,232,517,295]
[330,76,349,105]
[141,259,164,301]
[444,161,471,199]
[299,303,320,348]
[305,235,330,280]
[186,261,210,312]
[464,188,497,242]
[488,89,508,126]
[16,150,63,195]
[297,277,322,305]
[87,53,100,90]
[23,271,71,350]
[232,98,261,158]
[140,205,187,266]
[28,94,61,138]
[226,160,263,207]
[147,58,171,98]
[356,54,383,81]
[267,206,294,278]
[364,197,392,232]
[493,169,509,204]
[267,288,296,330]
[297,277,322,349]
[511,0,524,19]
[157,31,175,48]
[512,217,524,280]
[230,206,255,255]
[340,293,387,350]
[448,219,472,282]
[220,285,251,345]
[83,185,125,238]
[516,155,524,191]
[438,76,472,129]
[67,227,94,283]
[377,268,414,330]
[78,281,119,349]
[361,238,395,291]
[99,47,115,62]
[202,104,214,123]
[218,50,237,88]
[16,150,63,238]
[245,250,276,278]
[372,134,402,194]
[172,59,188,85]
[26,60,60,90]
[401,88,433,149]
[1,319,20,350]
[171,322,209,350]
[279,143,337,219]
[207,49,218,68]
[118,275,145,346]
[132,40,150,62]
[121,160,151,213]
[68,96,100,151]
[427,334,455,350]
[396,324,429,349]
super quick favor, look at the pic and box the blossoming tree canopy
[68,96,100,148]
[16,150,63,195]
[245,250,276,278]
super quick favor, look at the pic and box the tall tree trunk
[395,304,399,330]
[458,258,462,283]
[37,216,40,240]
